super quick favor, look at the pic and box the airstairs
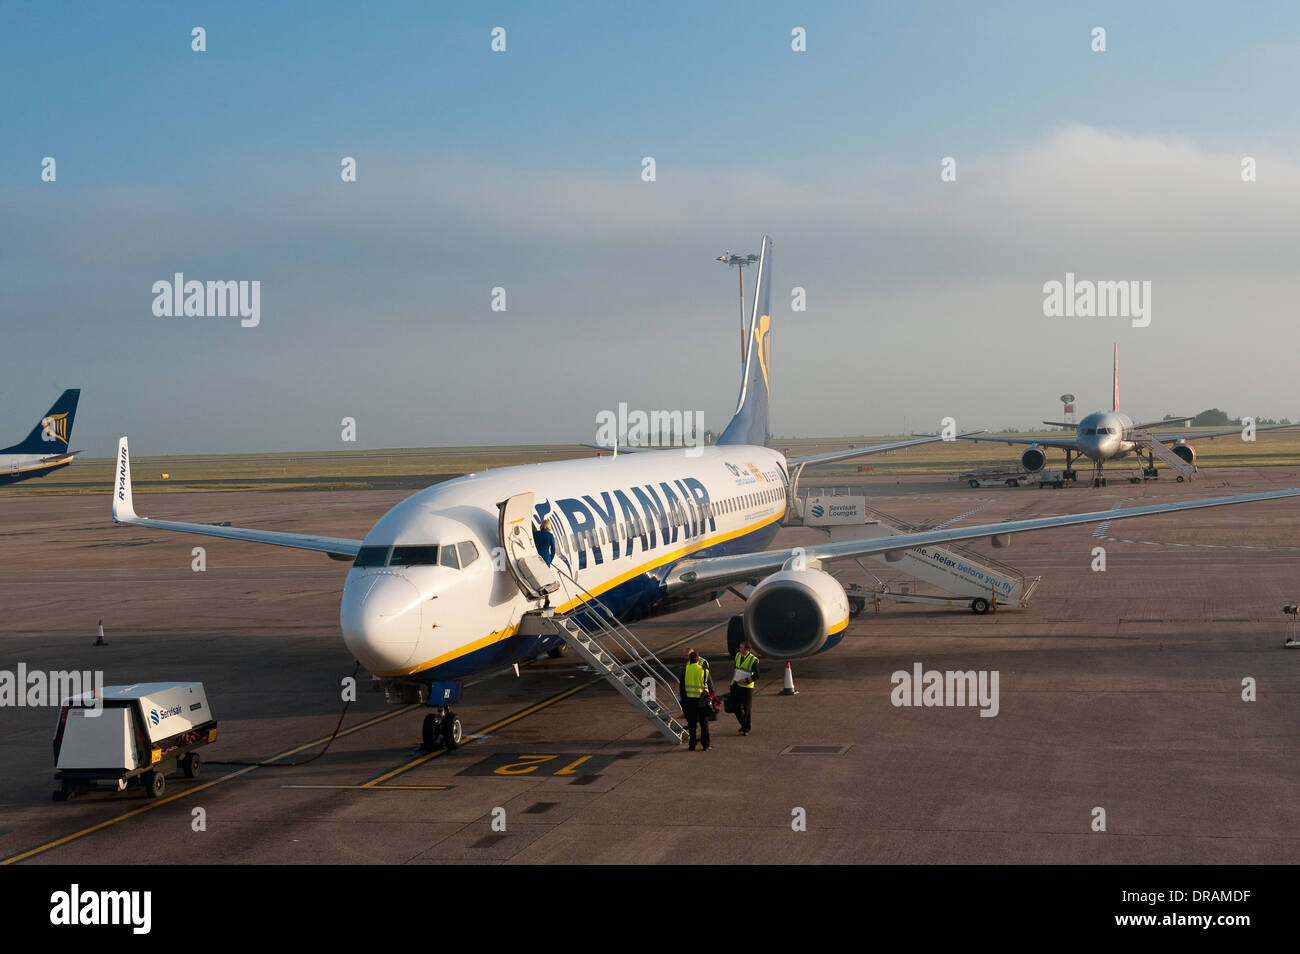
[519,571,689,745]
[1128,430,1196,482]
[789,495,1041,612]
[499,490,688,744]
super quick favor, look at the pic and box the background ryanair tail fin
[1,389,80,454]
[718,235,772,446]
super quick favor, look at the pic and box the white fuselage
[339,445,789,682]
[1074,411,1135,461]
[0,451,74,485]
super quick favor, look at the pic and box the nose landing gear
[421,706,463,752]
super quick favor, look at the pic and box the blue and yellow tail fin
[718,236,772,447]
[1,389,80,454]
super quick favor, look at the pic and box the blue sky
[4,2,1300,453]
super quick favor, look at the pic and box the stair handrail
[551,565,683,714]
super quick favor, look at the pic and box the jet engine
[1020,445,1047,473]
[1171,441,1196,465]
[742,567,849,659]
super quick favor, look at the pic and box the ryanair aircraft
[0,389,81,486]
[110,237,1300,747]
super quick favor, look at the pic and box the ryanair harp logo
[753,314,771,392]
[41,413,68,443]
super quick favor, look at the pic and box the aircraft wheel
[145,770,166,799]
[971,598,991,615]
[848,597,866,619]
[441,714,462,750]
[546,642,568,659]
[422,713,441,751]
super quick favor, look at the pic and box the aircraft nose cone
[340,573,422,673]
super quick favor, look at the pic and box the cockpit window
[389,545,441,567]
[353,546,390,568]
[357,540,478,569]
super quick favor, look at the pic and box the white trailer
[52,682,217,801]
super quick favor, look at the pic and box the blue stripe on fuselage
[0,461,71,486]
[410,517,783,684]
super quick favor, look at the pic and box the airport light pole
[717,250,759,369]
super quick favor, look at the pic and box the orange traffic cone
[779,662,798,695]
[93,619,107,646]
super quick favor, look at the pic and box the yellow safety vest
[734,651,758,688]
[684,662,706,698]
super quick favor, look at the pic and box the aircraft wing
[1130,417,1193,431]
[1138,422,1300,442]
[787,431,987,468]
[960,434,1082,452]
[110,437,362,559]
[664,488,1300,593]
[581,442,642,454]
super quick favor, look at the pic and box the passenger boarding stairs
[1128,430,1195,482]
[519,570,689,745]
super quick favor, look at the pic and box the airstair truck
[798,495,1041,615]
[52,682,217,801]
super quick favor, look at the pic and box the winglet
[113,436,138,523]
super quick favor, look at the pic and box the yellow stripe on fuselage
[374,508,787,677]
[6,458,72,475]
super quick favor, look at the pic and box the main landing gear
[1062,450,1080,484]
[422,706,463,752]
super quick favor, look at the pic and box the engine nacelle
[1020,445,1047,473]
[743,567,849,659]
[1171,441,1196,465]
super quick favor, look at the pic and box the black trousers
[732,685,753,732]
[685,699,710,749]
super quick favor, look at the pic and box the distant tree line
[1182,409,1293,427]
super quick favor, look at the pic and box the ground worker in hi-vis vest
[731,641,759,735]
[680,651,711,751]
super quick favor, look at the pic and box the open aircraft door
[497,492,560,601]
